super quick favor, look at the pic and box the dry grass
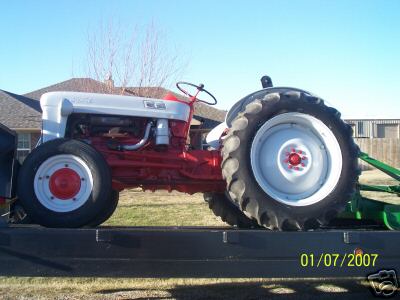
[0,277,374,300]
[359,169,400,204]
[0,169,397,299]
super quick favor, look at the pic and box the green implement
[339,152,400,230]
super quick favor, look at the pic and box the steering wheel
[176,82,217,105]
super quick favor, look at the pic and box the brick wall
[30,132,41,149]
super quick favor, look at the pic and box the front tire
[222,90,359,230]
[17,139,112,228]
[87,190,119,227]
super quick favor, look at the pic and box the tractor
[1,76,399,230]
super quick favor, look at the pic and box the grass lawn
[0,169,397,299]
[104,190,226,227]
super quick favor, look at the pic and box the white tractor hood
[40,91,191,121]
[40,91,191,142]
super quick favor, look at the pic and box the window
[17,133,31,163]
[356,121,370,138]
[357,121,365,136]
[377,124,399,138]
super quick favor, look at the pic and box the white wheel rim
[250,112,342,206]
[34,154,94,212]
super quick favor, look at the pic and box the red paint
[288,153,302,166]
[101,146,225,194]
[162,92,190,105]
[70,90,226,195]
[85,108,225,194]
[49,168,81,200]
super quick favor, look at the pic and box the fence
[354,138,400,170]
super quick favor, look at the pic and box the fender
[206,86,317,149]
[206,122,227,150]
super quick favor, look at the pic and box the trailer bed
[0,225,398,278]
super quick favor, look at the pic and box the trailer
[0,225,399,279]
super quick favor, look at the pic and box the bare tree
[82,20,184,98]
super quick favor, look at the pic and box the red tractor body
[74,92,225,194]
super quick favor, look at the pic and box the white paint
[250,112,343,206]
[40,91,191,142]
[33,154,94,213]
[155,119,169,145]
[206,122,227,149]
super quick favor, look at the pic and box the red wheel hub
[49,168,81,200]
[284,148,307,171]
[288,153,302,166]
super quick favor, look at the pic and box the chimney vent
[105,73,114,89]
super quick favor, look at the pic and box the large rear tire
[204,193,259,228]
[222,90,359,230]
[17,139,112,228]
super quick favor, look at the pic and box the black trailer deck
[0,225,399,278]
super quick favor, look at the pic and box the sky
[1,0,400,118]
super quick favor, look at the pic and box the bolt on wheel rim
[250,112,342,206]
[34,154,94,212]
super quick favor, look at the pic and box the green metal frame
[339,152,400,230]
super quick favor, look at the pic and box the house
[344,119,400,138]
[0,78,227,161]
[0,90,42,161]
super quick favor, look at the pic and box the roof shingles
[0,90,41,129]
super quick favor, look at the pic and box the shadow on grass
[96,279,374,300]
